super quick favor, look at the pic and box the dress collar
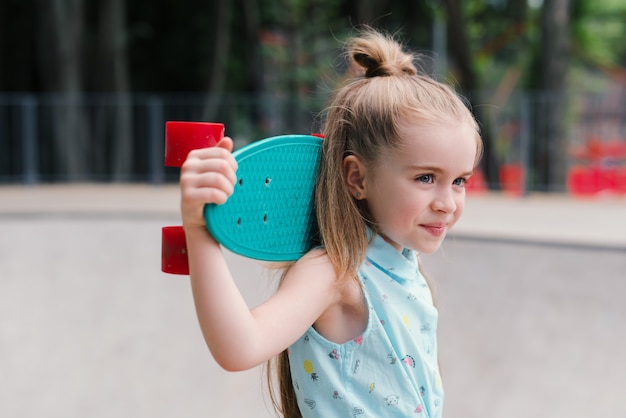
[365,232,419,284]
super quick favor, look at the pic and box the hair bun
[349,29,417,78]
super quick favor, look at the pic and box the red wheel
[164,121,224,167]
[162,121,225,275]
[161,226,189,275]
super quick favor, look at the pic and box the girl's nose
[431,187,457,213]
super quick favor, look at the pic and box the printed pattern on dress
[288,234,444,417]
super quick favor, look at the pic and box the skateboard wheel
[161,226,189,275]
[164,122,224,167]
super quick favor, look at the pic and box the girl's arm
[181,139,340,372]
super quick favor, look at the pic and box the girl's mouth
[420,224,446,237]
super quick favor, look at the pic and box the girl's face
[359,121,478,254]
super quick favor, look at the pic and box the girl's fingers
[183,138,237,179]
[184,182,232,205]
[186,137,237,171]
[216,136,234,153]
[180,137,239,215]
[183,157,237,186]
[185,170,235,197]
[181,167,236,203]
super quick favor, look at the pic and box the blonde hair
[318,28,482,282]
[269,27,482,418]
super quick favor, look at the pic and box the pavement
[1,184,624,418]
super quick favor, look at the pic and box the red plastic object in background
[164,121,224,167]
[567,166,600,196]
[162,122,224,275]
[499,163,524,196]
[609,167,626,194]
[465,167,487,194]
[566,166,626,197]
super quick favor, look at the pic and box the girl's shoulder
[287,248,336,285]
[279,248,345,308]
[289,248,367,344]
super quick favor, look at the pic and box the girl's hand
[180,137,238,230]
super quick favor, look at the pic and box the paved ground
[1,184,624,418]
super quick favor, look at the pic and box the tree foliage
[1,0,624,94]
[0,0,624,184]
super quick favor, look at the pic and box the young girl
[180,28,482,418]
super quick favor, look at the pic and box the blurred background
[1,1,626,418]
[0,0,625,194]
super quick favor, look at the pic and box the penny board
[204,134,322,261]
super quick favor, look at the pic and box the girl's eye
[453,177,467,187]
[416,174,433,184]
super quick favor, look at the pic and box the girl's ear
[343,155,367,199]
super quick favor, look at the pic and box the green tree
[4,0,625,183]
[570,0,626,87]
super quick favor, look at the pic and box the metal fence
[1,91,625,195]
[0,93,324,184]
[464,89,626,195]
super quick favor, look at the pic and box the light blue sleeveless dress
[288,233,444,417]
